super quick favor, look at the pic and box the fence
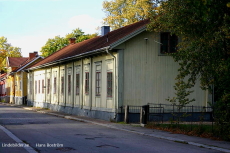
[120,105,142,123]
[119,104,213,123]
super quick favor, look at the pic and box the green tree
[65,28,97,43]
[0,36,22,72]
[40,28,97,57]
[103,0,157,30]
[149,0,230,139]
[40,36,68,58]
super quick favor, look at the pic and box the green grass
[158,123,213,133]
[117,121,126,124]
[146,122,217,139]
[0,99,5,103]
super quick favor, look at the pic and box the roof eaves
[9,71,15,76]
[110,25,147,49]
[29,46,110,70]
[15,56,43,72]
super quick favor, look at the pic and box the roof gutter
[28,46,110,70]
[9,72,15,76]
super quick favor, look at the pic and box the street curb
[0,125,37,153]
[44,111,230,153]
[1,103,230,153]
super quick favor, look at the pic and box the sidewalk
[2,102,230,153]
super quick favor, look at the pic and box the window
[76,74,80,95]
[42,79,44,93]
[60,69,65,95]
[107,72,112,97]
[96,72,101,96]
[61,76,64,94]
[53,77,56,94]
[38,80,40,94]
[35,80,37,94]
[85,72,89,94]
[19,80,22,91]
[160,32,178,54]
[47,79,50,94]
[67,68,72,95]
[68,75,71,95]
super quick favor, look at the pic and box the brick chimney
[69,38,76,44]
[29,51,38,60]
[101,26,110,36]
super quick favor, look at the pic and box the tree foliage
[149,0,230,139]
[0,36,22,72]
[40,36,68,58]
[40,28,97,57]
[103,0,158,30]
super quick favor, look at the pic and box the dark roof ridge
[106,19,149,34]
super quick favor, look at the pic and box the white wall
[28,53,117,112]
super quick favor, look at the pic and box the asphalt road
[0,104,222,153]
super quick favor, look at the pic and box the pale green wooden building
[27,20,210,121]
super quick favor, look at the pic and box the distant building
[0,73,7,102]
[5,52,43,104]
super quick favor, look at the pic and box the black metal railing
[119,103,213,123]
[148,103,212,113]
[119,105,142,113]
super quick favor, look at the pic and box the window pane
[85,72,89,94]
[38,80,40,94]
[68,75,71,95]
[160,32,178,54]
[20,81,22,90]
[161,32,169,54]
[107,72,112,97]
[54,77,56,94]
[96,72,101,96]
[170,34,178,53]
[42,80,44,93]
[76,74,80,95]
[47,79,50,94]
[61,77,64,94]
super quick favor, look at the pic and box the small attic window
[160,32,178,55]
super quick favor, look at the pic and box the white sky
[0,0,105,57]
